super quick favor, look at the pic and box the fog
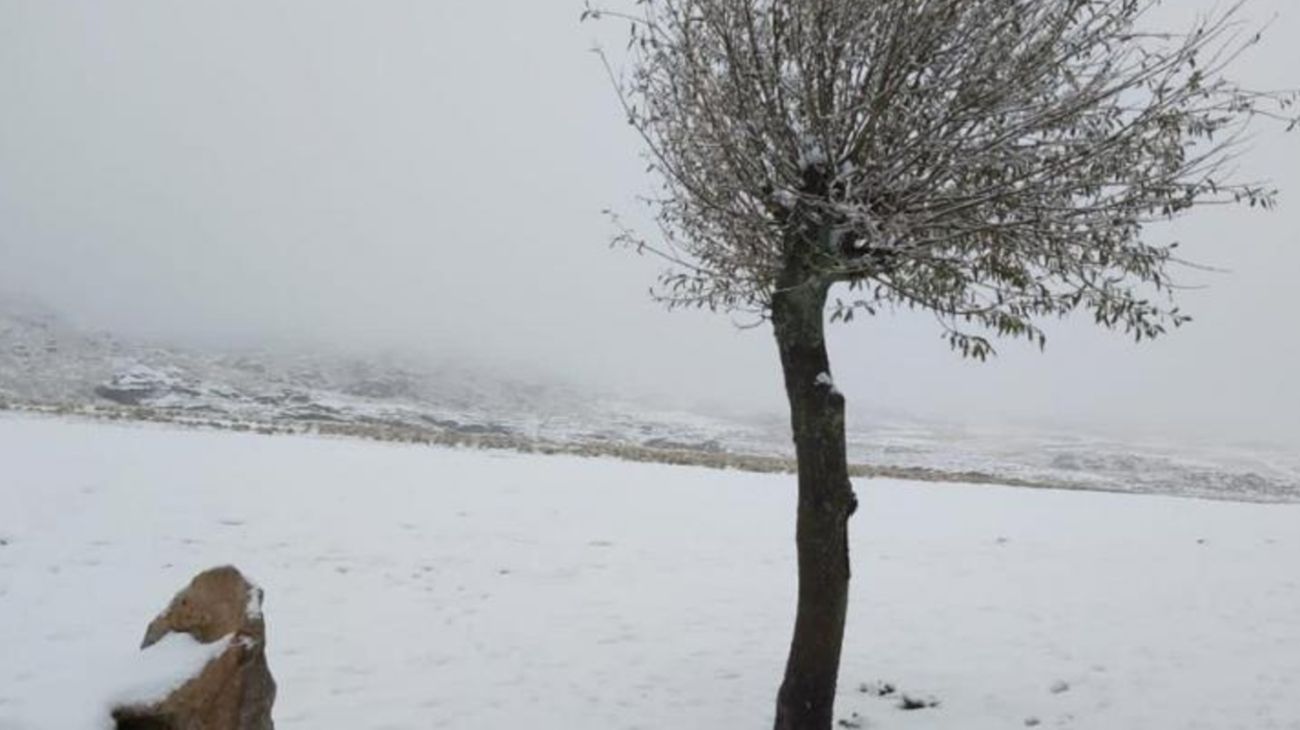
[1,1,1297,444]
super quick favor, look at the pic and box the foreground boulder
[111,566,277,730]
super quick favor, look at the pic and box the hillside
[2,300,1297,503]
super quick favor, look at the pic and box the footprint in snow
[858,681,895,697]
[857,681,939,711]
[896,694,940,711]
[837,711,867,728]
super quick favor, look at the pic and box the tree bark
[771,263,857,730]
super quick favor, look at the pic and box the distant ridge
[1,298,1296,504]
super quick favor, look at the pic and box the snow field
[0,414,1297,729]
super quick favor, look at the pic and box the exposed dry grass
[3,399,1078,492]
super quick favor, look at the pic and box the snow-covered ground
[1,414,1298,729]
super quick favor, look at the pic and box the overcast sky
[0,1,1296,444]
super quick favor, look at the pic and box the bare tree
[584,1,1296,728]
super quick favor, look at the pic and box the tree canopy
[588,0,1297,358]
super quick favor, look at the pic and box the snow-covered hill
[1,300,1297,503]
[0,301,767,451]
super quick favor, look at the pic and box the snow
[2,414,1299,729]
[773,188,799,209]
[246,581,264,620]
[798,134,829,169]
[107,633,234,718]
[111,364,187,389]
[815,371,838,393]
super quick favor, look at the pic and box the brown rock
[112,566,276,730]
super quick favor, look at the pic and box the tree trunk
[771,267,857,730]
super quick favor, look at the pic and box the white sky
[0,1,1296,444]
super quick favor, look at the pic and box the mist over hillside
[3,296,1296,504]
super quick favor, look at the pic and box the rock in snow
[110,566,276,730]
[95,365,197,406]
